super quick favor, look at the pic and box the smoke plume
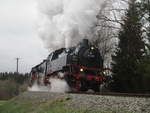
[37,0,106,51]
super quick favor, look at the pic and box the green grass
[0,98,134,113]
[0,98,88,113]
[0,101,7,106]
[0,99,34,113]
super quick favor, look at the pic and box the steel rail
[68,91,150,98]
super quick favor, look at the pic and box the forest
[93,0,150,93]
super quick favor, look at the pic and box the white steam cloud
[28,73,70,93]
[28,78,70,93]
[37,0,106,50]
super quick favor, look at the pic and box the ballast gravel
[17,91,150,113]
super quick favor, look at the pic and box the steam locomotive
[29,39,107,92]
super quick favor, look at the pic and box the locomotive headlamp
[80,68,84,72]
[91,46,95,50]
[103,71,107,75]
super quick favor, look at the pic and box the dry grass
[0,80,28,100]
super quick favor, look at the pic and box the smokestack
[82,39,89,47]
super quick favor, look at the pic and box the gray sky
[0,0,48,73]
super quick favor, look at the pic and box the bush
[0,80,28,100]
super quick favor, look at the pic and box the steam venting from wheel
[28,73,70,93]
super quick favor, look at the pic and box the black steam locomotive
[29,39,106,92]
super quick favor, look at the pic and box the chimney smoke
[37,0,106,51]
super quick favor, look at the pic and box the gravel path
[17,91,150,113]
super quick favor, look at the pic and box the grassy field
[0,98,101,113]
[0,96,133,113]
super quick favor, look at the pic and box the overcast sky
[0,0,48,73]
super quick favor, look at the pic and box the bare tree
[93,0,129,68]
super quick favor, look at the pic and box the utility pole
[16,58,20,73]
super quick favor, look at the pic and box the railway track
[68,91,150,98]
[17,91,150,113]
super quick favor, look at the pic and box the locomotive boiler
[29,39,106,92]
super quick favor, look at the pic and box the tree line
[0,72,29,84]
[0,72,29,100]
[95,0,150,93]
